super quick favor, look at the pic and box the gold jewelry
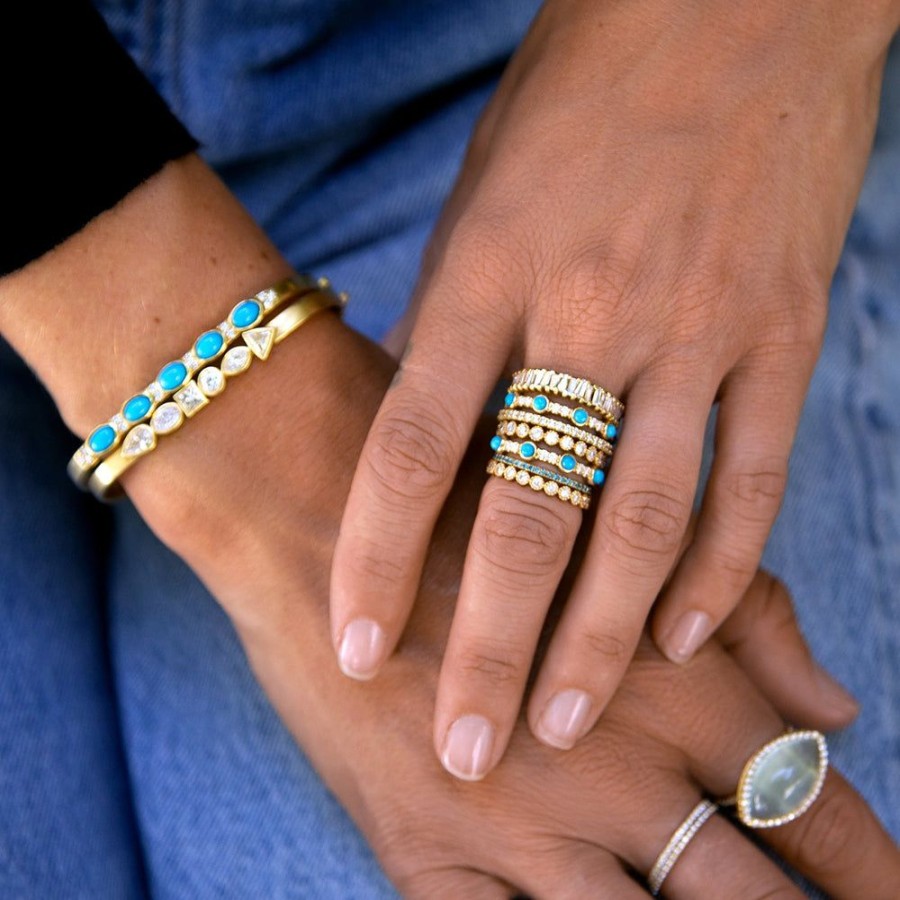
[721,730,828,829]
[647,800,717,895]
[509,368,624,422]
[493,437,606,485]
[88,287,344,501]
[506,393,618,440]
[487,457,591,509]
[68,275,320,487]
[497,410,614,458]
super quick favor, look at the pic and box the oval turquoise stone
[592,470,606,485]
[158,361,188,391]
[504,392,515,408]
[88,424,117,453]
[195,330,225,360]
[573,408,589,426]
[533,395,549,412]
[560,454,576,471]
[607,424,618,440]
[520,442,536,459]
[123,394,152,422]
[490,435,502,451]
[231,300,261,329]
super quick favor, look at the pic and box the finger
[654,813,804,900]
[652,351,814,665]
[682,682,900,898]
[527,371,714,750]
[401,867,512,900]
[514,847,649,900]
[719,570,859,730]
[434,475,582,780]
[331,270,514,680]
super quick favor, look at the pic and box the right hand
[123,319,897,899]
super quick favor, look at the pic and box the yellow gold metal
[497,409,614,456]
[87,287,343,501]
[68,274,319,488]
[486,457,591,510]
[510,368,624,422]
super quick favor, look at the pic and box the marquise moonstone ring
[726,730,829,829]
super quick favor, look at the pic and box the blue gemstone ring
[490,369,622,511]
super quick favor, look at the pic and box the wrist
[0,154,293,437]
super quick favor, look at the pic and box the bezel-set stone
[515,470,530,486]
[243,327,275,360]
[182,351,201,373]
[174,381,209,417]
[158,361,188,391]
[257,288,278,310]
[151,402,184,435]
[504,467,517,481]
[230,299,262,329]
[88,424,117,454]
[529,475,544,491]
[197,367,225,397]
[195,330,225,361]
[221,346,252,376]
[121,424,156,458]
[543,481,559,497]
[736,731,828,829]
[516,423,529,438]
[558,485,572,501]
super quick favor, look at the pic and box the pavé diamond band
[647,800,718,895]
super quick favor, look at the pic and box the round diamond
[516,423,529,438]
[529,426,544,441]
[504,467,517,481]
[558,485,572,502]
[516,470,530,486]
[545,431,559,446]
[586,447,597,463]
[575,441,587,456]
[559,435,574,451]
[198,367,225,397]
[494,462,505,476]
[544,481,559,497]
[529,475,544,491]
[505,422,516,436]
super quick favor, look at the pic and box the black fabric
[1,1,198,275]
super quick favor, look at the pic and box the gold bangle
[87,287,344,501]
[68,275,322,487]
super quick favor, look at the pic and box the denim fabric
[1,3,898,897]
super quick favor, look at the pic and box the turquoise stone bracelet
[68,275,320,488]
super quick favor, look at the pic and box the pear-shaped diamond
[243,327,274,360]
[122,425,156,458]
[221,346,252,376]
[738,731,827,828]
[151,403,183,435]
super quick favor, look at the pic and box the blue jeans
[1,3,898,895]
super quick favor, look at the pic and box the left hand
[331,0,899,778]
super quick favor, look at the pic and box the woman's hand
[122,329,897,899]
[331,0,900,777]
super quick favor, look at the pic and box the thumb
[718,570,859,731]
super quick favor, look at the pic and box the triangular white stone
[122,425,156,458]
[243,327,274,360]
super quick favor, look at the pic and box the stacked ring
[487,369,624,510]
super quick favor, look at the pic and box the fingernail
[536,689,593,750]
[814,665,859,718]
[663,611,713,664]
[338,619,387,680]
[440,715,495,781]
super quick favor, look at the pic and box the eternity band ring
[647,800,718,895]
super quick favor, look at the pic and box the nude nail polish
[536,689,593,750]
[338,618,386,680]
[663,611,713,664]
[440,715,495,781]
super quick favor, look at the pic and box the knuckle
[457,643,524,689]
[604,486,688,561]
[787,788,867,875]
[579,627,629,667]
[367,404,460,502]
[475,490,573,577]
[722,462,788,517]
